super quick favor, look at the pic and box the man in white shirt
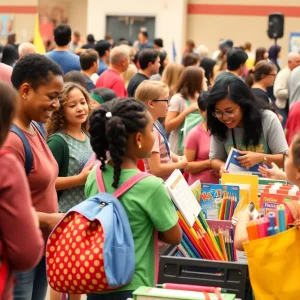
[274,52,300,127]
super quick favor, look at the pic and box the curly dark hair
[89,98,149,188]
[11,53,63,90]
[207,77,265,148]
[46,82,92,139]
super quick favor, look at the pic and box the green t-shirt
[84,165,178,292]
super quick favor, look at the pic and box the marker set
[246,204,288,241]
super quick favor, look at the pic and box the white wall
[87,0,187,62]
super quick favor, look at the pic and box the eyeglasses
[212,105,239,119]
[268,73,277,76]
[152,99,170,104]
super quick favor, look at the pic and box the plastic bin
[159,246,250,300]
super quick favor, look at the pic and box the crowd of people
[1,23,300,300]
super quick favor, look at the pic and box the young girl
[135,80,188,181]
[46,82,93,300]
[85,98,182,300]
[0,82,44,300]
[235,133,300,250]
[3,54,64,300]
[207,76,288,176]
[165,66,205,155]
[184,92,219,185]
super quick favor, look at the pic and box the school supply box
[162,170,250,299]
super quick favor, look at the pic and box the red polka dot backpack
[46,167,150,294]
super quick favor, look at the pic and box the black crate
[158,246,250,300]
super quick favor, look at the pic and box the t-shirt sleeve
[145,182,178,232]
[184,127,197,150]
[0,154,44,271]
[209,134,227,161]
[168,94,185,113]
[47,138,65,170]
[151,130,160,153]
[263,110,289,153]
[2,132,26,166]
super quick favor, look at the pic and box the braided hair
[89,98,149,188]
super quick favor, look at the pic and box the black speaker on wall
[268,13,284,39]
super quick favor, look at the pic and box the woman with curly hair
[46,82,93,299]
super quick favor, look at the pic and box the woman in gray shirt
[207,77,288,176]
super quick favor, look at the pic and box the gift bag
[243,227,300,300]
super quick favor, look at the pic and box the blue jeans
[87,291,134,300]
[13,256,48,300]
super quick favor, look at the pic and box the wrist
[260,154,267,164]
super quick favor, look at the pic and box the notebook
[165,169,201,227]
[133,286,236,300]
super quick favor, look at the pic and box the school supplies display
[221,173,259,208]
[243,204,300,299]
[165,169,201,227]
[133,286,236,300]
[246,205,289,241]
[46,168,151,294]
[176,210,237,262]
[159,246,249,300]
[225,148,267,176]
[200,184,239,220]
[258,178,287,195]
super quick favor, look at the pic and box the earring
[138,144,142,149]
[22,95,26,100]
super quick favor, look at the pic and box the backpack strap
[113,172,151,198]
[11,124,33,176]
[32,121,46,139]
[96,166,151,197]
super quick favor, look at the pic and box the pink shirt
[96,68,128,97]
[286,101,300,146]
[184,123,219,185]
[0,63,12,86]
[0,152,44,300]
[144,126,172,181]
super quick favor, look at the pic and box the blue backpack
[46,167,150,294]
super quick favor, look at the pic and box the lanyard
[153,121,171,158]
[231,129,237,150]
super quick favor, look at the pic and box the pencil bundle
[246,204,289,241]
[218,196,237,221]
[176,211,237,261]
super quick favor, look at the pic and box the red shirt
[0,152,44,300]
[286,101,300,146]
[96,69,128,97]
[3,127,59,244]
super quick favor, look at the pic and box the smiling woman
[206,77,288,176]
[3,53,65,299]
